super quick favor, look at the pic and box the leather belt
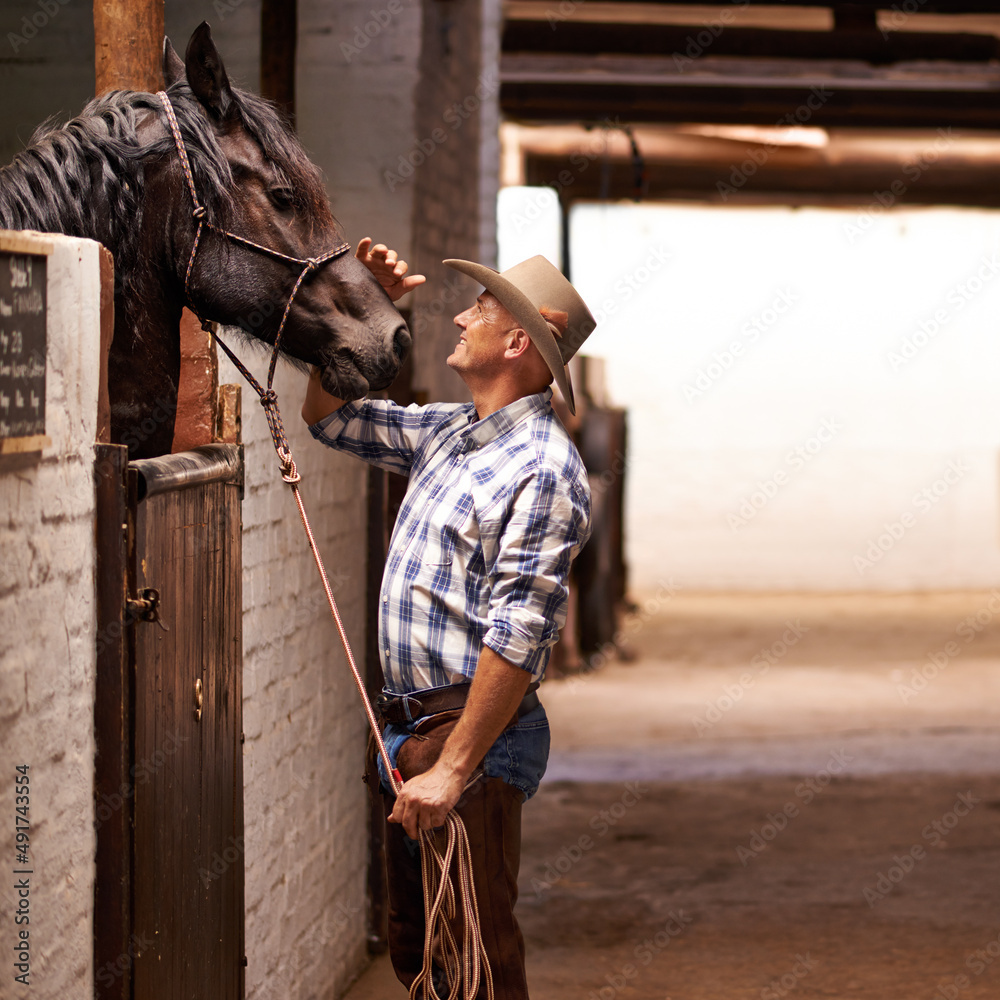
[376,681,540,727]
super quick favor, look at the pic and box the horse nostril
[393,324,411,362]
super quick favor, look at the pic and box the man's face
[448,292,517,376]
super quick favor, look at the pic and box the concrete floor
[342,591,1000,1000]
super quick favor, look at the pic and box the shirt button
[385,648,390,657]
[382,595,388,603]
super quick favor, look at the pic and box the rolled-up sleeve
[310,399,459,476]
[483,469,591,680]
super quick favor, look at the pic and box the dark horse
[0,22,409,458]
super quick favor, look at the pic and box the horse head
[157,22,410,404]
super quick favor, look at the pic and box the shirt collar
[464,389,553,448]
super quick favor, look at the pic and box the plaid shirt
[310,389,591,694]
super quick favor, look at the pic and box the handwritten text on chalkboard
[0,252,47,440]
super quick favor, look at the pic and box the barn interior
[1,2,999,1000]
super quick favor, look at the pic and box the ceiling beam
[500,53,1000,129]
[510,0,1000,11]
[523,151,1000,207]
[503,21,1000,63]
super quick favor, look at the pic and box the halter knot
[192,205,206,220]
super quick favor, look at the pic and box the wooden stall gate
[95,441,246,1000]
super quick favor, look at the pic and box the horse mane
[0,81,334,293]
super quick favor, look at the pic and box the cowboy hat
[443,255,596,415]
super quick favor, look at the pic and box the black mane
[0,81,333,292]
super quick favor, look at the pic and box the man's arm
[388,645,531,839]
[301,366,346,425]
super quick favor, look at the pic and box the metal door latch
[194,677,204,722]
[126,588,169,631]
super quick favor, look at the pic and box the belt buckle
[377,692,423,723]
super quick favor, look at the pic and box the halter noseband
[156,90,351,471]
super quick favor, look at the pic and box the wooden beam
[523,150,1000,208]
[94,0,165,94]
[501,50,1000,129]
[261,0,297,125]
[502,21,1000,63]
[509,0,1000,11]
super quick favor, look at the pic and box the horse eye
[268,187,295,210]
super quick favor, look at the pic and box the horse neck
[0,116,139,262]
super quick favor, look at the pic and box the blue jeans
[378,703,550,800]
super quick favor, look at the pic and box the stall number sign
[0,251,46,441]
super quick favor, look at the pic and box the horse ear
[162,37,186,89]
[184,21,233,119]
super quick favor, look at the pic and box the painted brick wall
[0,233,102,999]
[298,0,423,261]
[407,0,500,403]
[230,355,372,1000]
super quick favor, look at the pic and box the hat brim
[443,258,576,414]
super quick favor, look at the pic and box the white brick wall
[0,233,102,1000]
[232,356,371,1000]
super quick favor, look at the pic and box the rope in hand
[155,88,493,1000]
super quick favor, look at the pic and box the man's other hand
[356,237,426,302]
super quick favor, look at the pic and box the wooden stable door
[94,444,245,1000]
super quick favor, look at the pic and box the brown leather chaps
[380,722,529,1000]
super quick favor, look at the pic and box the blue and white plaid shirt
[310,389,591,695]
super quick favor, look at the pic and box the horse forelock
[226,87,336,230]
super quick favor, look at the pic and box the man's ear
[504,328,533,360]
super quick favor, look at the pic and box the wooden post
[261,0,297,124]
[93,0,165,95]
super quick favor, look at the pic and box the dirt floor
[344,592,1000,1000]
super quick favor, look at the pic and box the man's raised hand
[356,237,426,302]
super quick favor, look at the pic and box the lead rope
[157,91,493,1000]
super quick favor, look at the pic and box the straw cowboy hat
[443,255,596,415]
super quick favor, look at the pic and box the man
[302,239,596,999]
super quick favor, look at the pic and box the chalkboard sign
[0,239,49,453]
